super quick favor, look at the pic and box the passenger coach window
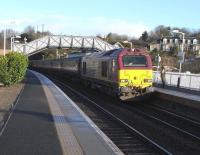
[101,61,107,77]
[83,62,86,74]
[123,56,147,67]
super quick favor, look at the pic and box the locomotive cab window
[101,61,107,77]
[123,55,147,67]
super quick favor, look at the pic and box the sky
[0,0,200,38]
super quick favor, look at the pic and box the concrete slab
[0,71,63,155]
[31,70,124,155]
[154,87,200,102]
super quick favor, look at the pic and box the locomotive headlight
[120,79,128,83]
[144,79,152,83]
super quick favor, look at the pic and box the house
[149,37,200,56]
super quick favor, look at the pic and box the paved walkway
[0,71,63,155]
[154,84,200,96]
[0,71,123,155]
[153,84,200,104]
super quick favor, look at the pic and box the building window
[163,38,167,44]
[193,39,197,44]
[175,39,178,44]
[101,61,107,77]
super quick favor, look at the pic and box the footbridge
[13,35,117,56]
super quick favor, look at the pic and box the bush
[0,52,28,86]
[0,56,9,85]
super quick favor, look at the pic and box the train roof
[84,48,122,58]
[83,48,149,59]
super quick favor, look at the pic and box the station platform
[0,70,123,155]
[153,84,200,107]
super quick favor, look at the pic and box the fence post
[177,76,181,88]
[189,75,192,89]
[170,72,172,86]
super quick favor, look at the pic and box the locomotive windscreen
[122,55,147,67]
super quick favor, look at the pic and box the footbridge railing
[13,35,117,56]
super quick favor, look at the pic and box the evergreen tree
[140,31,148,42]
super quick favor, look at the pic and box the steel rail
[53,79,172,155]
[145,104,200,126]
[127,104,200,142]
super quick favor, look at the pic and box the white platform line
[31,70,124,155]
[32,71,84,155]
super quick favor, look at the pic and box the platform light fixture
[3,27,6,56]
[171,30,185,73]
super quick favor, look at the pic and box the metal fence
[153,71,200,91]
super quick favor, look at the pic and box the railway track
[37,71,200,155]
[144,104,200,126]
[129,103,200,140]
[50,77,171,155]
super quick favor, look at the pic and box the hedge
[0,52,28,86]
[0,56,8,85]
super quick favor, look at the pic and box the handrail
[13,35,118,56]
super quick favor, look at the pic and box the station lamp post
[123,41,133,49]
[24,37,27,54]
[3,27,6,56]
[172,30,185,73]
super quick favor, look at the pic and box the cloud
[91,17,149,38]
[46,16,149,38]
[0,14,149,38]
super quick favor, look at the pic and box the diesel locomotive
[31,48,153,100]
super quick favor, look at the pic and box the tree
[169,45,179,57]
[154,25,171,37]
[0,52,28,86]
[20,33,31,42]
[130,38,146,48]
[20,25,52,43]
[140,31,148,42]
[148,25,172,42]
[24,26,35,35]
[105,33,129,44]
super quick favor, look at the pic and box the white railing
[153,71,200,91]
[13,35,117,56]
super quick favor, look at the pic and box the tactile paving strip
[34,72,84,155]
